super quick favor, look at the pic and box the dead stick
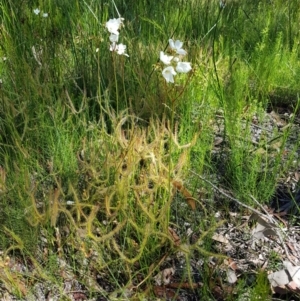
[189,170,269,218]
[190,170,295,264]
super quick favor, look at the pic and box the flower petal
[106,18,124,35]
[116,43,129,57]
[109,34,119,43]
[174,40,184,50]
[110,43,129,57]
[176,48,187,55]
[169,39,175,49]
[176,62,192,73]
[160,51,173,65]
[162,66,177,83]
[169,39,187,55]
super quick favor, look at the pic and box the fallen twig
[189,170,269,218]
[189,169,295,264]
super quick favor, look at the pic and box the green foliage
[0,0,300,299]
[249,270,271,301]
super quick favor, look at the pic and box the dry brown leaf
[154,267,175,286]
[172,180,196,210]
[249,213,278,248]
[73,292,88,300]
[168,227,181,246]
[211,283,234,300]
[251,223,277,248]
[227,258,238,271]
[285,175,291,184]
[287,281,299,291]
[212,233,229,244]
[211,285,223,300]
[153,286,176,299]
[223,258,238,284]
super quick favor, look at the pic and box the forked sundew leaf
[50,188,60,227]
[186,197,196,210]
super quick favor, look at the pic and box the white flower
[160,51,173,65]
[109,34,119,43]
[110,43,129,57]
[176,62,192,73]
[106,18,124,35]
[33,8,40,15]
[162,66,177,83]
[169,39,187,55]
[116,43,129,56]
[42,13,48,18]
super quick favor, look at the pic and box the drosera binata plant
[155,38,195,227]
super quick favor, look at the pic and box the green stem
[112,54,119,113]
